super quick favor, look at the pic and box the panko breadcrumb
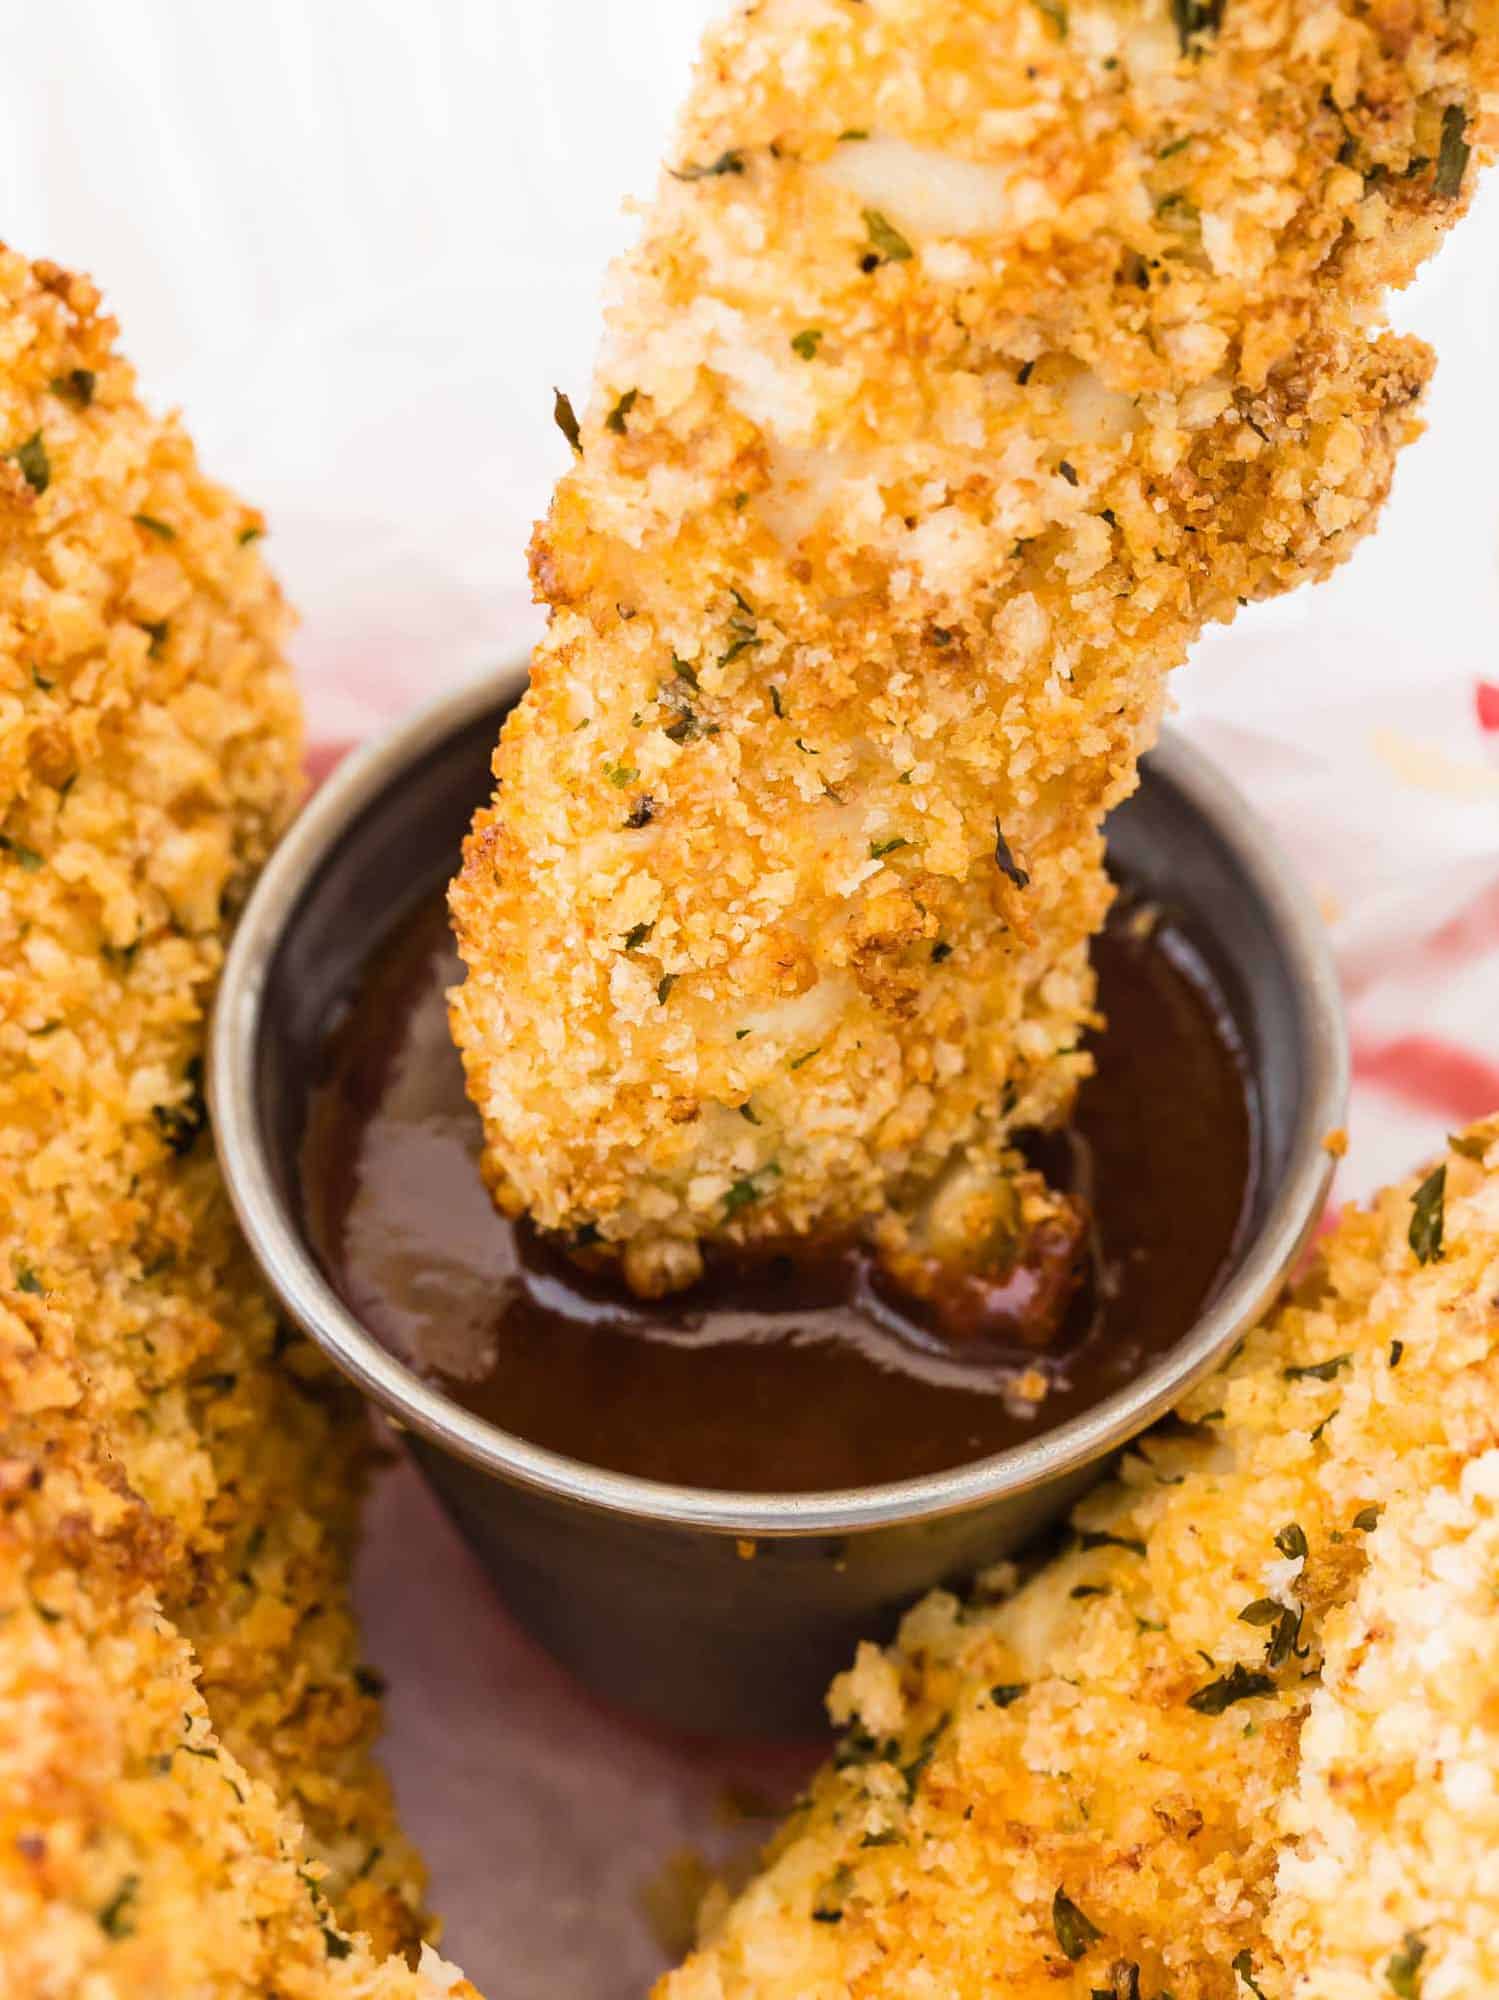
[659,1120,1499,1999]
[451,0,1497,1297]
[0,247,467,1995]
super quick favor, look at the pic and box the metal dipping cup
[210,659,1348,1737]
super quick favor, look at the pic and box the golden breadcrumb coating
[0,247,464,1993]
[451,0,1497,1296]
[658,1119,1499,2000]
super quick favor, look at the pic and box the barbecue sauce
[302,887,1255,1493]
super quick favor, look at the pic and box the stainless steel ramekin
[210,658,1347,1736]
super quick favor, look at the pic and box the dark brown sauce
[302,886,1256,1493]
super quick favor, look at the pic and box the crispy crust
[0,248,469,1995]
[450,0,1497,1291]
[658,1120,1499,1999]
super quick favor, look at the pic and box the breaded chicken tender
[451,0,1497,1297]
[0,248,463,1992]
[658,1120,1499,1999]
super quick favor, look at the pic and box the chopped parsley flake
[1234,1950,1269,2000]
[133,512,175,539]
[670,149,746,181]
[605,387,639,434]
[791,328,823,359]
[990,1682,1028,1707]
[1274,1522,1308,1562]
[12,430,50,494]
[724,1163,780,1218]
[1032,0,1068,30]
[152,1058,208,1157]
[838,128,870,142]
[1435,105,1470,199]
[1386,1933,1427,1998]
[623,922,654,951]
[1058,459,1079,485]
[1052,1887,1103,1960]
[606,763,639,788]
[552,387,582,453]
[1238,1598,1283,1627]
[99,1874,140,1938]
[49,368,95,407]
[768,684,785,717]
[15,1264,43,1295]
[1409,1163,1445,1264]
[861,208,913,266]
[1077,1529,1146,1556]
[1186,1663,1276,1715]
[657,974,677,1004]
[0,835,43,872]
[899,1721,944,1801]
[672,655,700,689]
[993,820,1030,888]
[869,835,909,859]
[1170,0,1225,55]
[1353,1504,1381,1532]
[1283,1353,1351,1383]
[1449,1129,1487,1161]
[789,1046,820,1070]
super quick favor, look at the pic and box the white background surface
[5,6,1496,1991]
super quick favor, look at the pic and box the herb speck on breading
[12,429,50,493]
[606,387,639,434]
[993,820,1030,888]
[552,387,582,453]
[724,1163,781,1217]
[861,208,913,266]
[0,834,44,872]
[1409,1163,1446,1264]
[1275,1521,1309,1561]
[1052,1887,1103,1960]
[49,366,95,406]
[1283,1352,1351,1382]
[1077,1529,1146,1556]
[151,1058,208,1157]
[1234,1950,1269,2000]
[1435,104,1471,198]
[1186,1663,1276,1714]
[791,328,823,359]
[670,148,746,181]
[1385,1933,1427,1997]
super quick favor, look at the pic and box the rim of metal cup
[211,658,1349,1537]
